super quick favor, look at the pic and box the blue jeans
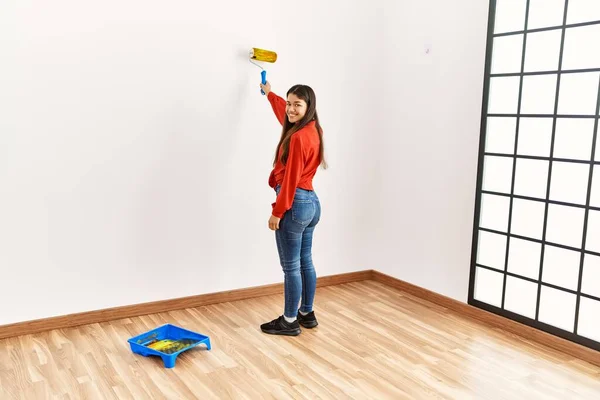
[274,185,321,318]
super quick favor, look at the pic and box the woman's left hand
[269,215,280,230]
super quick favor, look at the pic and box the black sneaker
[260,316,301,336]
[297,310,318,328]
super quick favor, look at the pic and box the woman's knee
[300,255,314,270]
[282,260,301,275]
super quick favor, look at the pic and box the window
[469,0,600,351]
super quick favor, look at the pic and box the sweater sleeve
[267,92,286,126]
[272,134,305,218]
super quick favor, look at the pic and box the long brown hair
[273,85,327,169]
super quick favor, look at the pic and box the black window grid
[469,0,600,352]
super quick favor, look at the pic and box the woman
[259,82,326,336]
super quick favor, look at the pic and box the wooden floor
[2,281,600,399]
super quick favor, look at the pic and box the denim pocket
[291,199,314,225]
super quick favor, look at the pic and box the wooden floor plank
[2,280,600,399]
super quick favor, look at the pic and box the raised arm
[261,82,287,126]
[267,92,286,126]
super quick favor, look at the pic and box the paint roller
[249,48,277,95]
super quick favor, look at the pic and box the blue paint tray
[127,323,211,368]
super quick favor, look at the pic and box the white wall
[0,0,383,325]
[376,0,490,302]
[1,0,491,325]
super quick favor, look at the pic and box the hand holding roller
[249,48,277,95]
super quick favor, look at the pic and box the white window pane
[511,198,545,239]
[591,166,600,208]
[563,25,600,70]
[524,30,562,72]
[539,286,576,332]
[477,231,507,271]
[480,194,510,232]
[517,118,553,157]
[567,0,600,25]
[597,134,600,162]
[577,297,600,342]
[485,117,517,154]
[582,254,600,298]
[549,162,590,205]
[527,0,565,30]
[586,210,600,253]
[482,155,513,194]
[494,0,528,34]
[474,267,504,308]
[508,238,541,280]
[546,204,585,248]
[521,75,557,114]
[554,118,595,160]
[558,72,600,115]
[504,276,538,319]
[514,159,549,198]
[492,35,524,74]
[542,245,581,291]
[488,77,521,114]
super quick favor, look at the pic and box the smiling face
[286,94,307,123]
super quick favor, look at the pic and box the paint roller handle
[261,70,267,95]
